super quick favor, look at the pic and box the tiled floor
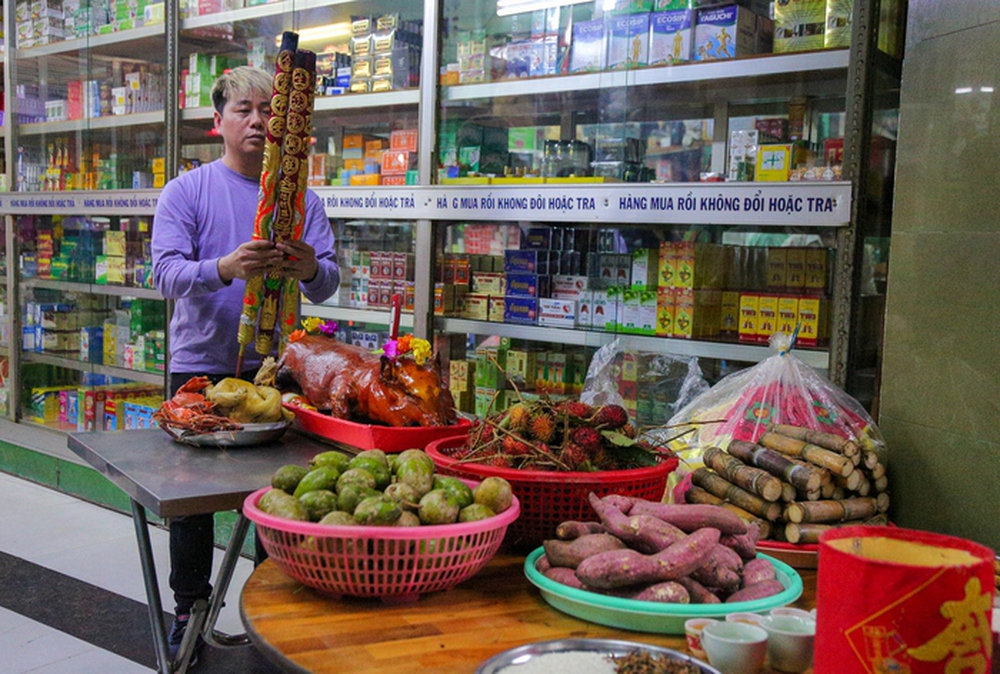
[0,471,274,673]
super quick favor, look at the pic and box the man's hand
[275,239,320,282]
[217,239,283,282]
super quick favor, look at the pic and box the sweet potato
[726,578,784,603]
[691,565,741,593]
[720,520,761,561]
[676,576,722,604]
[630,581,691,604]
[587,493,685,553]
[602,494,635,513]
[543,533,627,569]
[627,500,748,535]
[536,554,552,573]
[690,544,743,592]
[741,557,777,586]
[543,566,585,589]
[555,520,606,540]
[575,527,721,590]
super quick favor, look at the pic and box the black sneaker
[168,614,200,668]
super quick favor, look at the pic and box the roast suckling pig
[270,335,457,427]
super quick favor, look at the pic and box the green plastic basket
[524,548,803,635]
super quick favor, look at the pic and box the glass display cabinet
[0,0,904,434]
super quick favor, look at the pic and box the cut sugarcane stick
[770,424,860,457]
[820,481,837,499]
[780,482,797,503]
[703,446,784,502]
[833,470,864,493]
[684,485,773,539]
[759,431,854,477]
[862,449,880,470]
[692,467,782,521]
[783,496,879,524]
[727,439,822,492]
[873,474,889,493]
[795,488,822,502]
[784,514,889,544]
[236,31,298,375]
[869,461,886,479]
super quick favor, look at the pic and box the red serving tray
[286,404,472,453]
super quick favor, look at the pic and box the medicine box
[607,13,651,69]
[773,0,825,53]
[649,10,693,66]
[756,144,792,181]
[570,19,606,73]
[694,5,756,61]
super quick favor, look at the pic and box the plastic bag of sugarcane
[663,331,885,470]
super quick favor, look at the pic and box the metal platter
[475,638,720,674]
[162,420,292,448]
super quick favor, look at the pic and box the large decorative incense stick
[235,32,317,374]
[256,49,316,356]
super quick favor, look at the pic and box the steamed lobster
[268,334,457,427]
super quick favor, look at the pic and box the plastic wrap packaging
[580,338,710,427]
[663,332,885,469]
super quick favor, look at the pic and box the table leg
[130,500,172,674]
[201,511,251,648]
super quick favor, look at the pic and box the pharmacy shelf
[21,278,163,301]
[303,303,414,329]
[442,49,850,103]
[14,23,166,60]
[436,317,830,370]
[20,351,165,386]
[181,0,353,31]
[18,111,166,136]
[180,89,420,122]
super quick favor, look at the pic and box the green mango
[458,503,496,522]
[393,511,421,527]
[336,467,377,492]
[349,456,391,490]
[293,465,341,498]
[336,484,381,514]
[396,449,435,474]
[258,488,309,521]
[383,482,420,509]
[309,451,351,474]
[298,489,338,522]
[473,476,514,514]
[395,459,434,497]
[418,489,460,525]
[350,449,388,469]
[271,464,309,493]
[318,510,357,526]
[433,475,474,510]
[353,495,402,526]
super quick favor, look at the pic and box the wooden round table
[240,553,817,673]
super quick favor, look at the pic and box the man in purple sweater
[151,66,339,665]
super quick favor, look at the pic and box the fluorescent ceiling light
[497,0,593,17]
[274,22,351,46]
[981,86,994,93]
[954,87,973,94]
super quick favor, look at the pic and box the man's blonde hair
[210,66,272,114]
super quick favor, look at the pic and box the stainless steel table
[67,428,336,674]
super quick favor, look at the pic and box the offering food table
[240,552,817,674]
[67,428,337,674]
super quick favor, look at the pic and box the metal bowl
[161,420,292,448]
[475,638,720,674]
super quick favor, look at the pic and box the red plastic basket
[426,437,678,550]
[286,404,472,453]
[243,482,520,603]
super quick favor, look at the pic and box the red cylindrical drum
[815,525,994,673]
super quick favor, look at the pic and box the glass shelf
[20,352,164,386]
[21,278,162,301]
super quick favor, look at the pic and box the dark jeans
[167,371,266,615]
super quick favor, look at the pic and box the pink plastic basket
[243,482,520,603]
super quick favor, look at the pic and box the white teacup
[726,612,766,626]
[770,607,814,622]
[701,621,768,674]
[760,614,816,673]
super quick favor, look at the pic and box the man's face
[214,90,270,161]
